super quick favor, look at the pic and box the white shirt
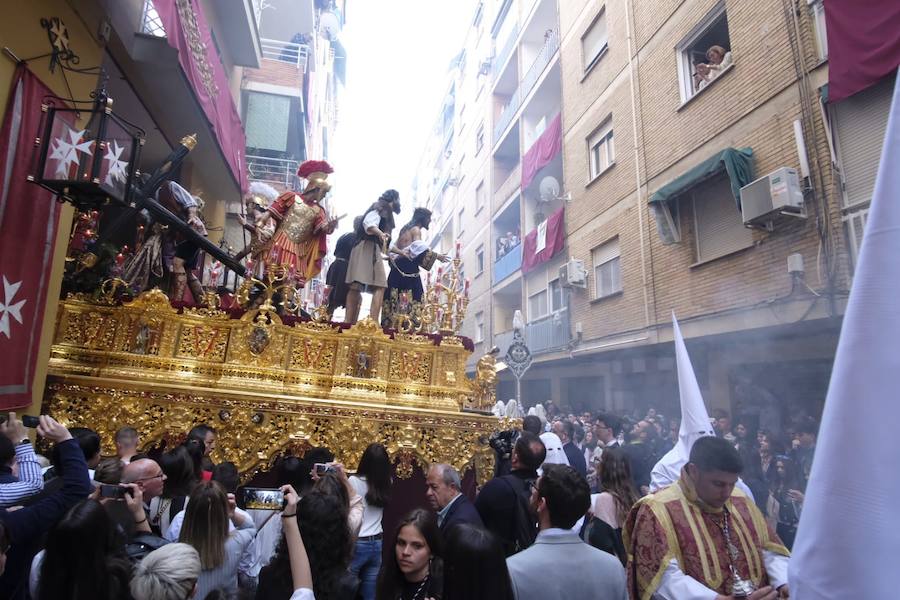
[291,589,314,600]
[349,475,384,538]
[653,552,789,599]
[362,209,380,230]
[165,506,251,541]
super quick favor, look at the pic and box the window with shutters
[691,176,753,263]
[588,118,614,180]
[528,289,548,320]
[592,238,622,299]
[581,9,608,73]
[476,244,485,274]
[843,206,869,273]
[245,92,291,152]
[808,0,827,60]
[475,181,486,213]
[832,73,894,209]
[549,278,564,312]
[475,311,485,343]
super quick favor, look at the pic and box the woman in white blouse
[348,443,393,600]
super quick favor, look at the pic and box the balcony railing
[492,23,520,83]
[494,310,571,358]
[494,161,522,198]
[141,0,166,37]
[247,154,299,189]
[493,243,522,284]
[492,30,560,146]
[261,37,310,73]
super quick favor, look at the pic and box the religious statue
[258,160,338,289]
[471,346,500,410]
[235,181,278,278]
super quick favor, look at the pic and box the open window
[582,8,608,73]
[588,117,614,180]
[677,3,733,102]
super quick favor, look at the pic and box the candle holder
[236,263,302,315]
[420,256,469,336]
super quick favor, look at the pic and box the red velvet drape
[521,207,565,274]
[521,113,562,190]
[826,0,900,102]
[0,66,63,409]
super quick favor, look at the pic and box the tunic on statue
[345,208,391,289]
[267,192,329,285]
[623,469,790,600]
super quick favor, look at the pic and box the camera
[314,462,336,475]
[242,487,285,511]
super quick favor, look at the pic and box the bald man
[121,458,166,501]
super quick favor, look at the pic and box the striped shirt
[0,442,43,508]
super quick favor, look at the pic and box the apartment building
[417,0,896,423]
[225,0,347,303]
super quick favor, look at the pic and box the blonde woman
[130,543,201,600]
[178,481,256,598]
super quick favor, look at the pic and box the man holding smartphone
[0,413,43,508]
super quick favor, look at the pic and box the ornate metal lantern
[29,88,145,211]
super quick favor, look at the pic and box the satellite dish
[320,12,341,39]
[539,176,560,202]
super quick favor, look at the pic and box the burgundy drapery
[522,206,565,274]
[826,0,900,102]
[154,0,249,192]
[0,66,63,409]
[521,113,562,190]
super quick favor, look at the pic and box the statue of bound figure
[470,346,500,411]
[258,160,338,288]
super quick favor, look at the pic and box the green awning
[648,147,754,210]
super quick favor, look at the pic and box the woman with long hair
[177,480,256,599]
[349,443,392,600]
[583,448,639,565]
[31,499,132,600]
[766,455,805,550]
[442,524,513,600]
[256,489,357,599]
[149,445,198,537]
[375,509,443,600]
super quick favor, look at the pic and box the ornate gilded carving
[44,290,502,482]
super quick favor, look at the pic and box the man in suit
[554,420,587,478]
[425,463,483,533]
[506,463,627,600]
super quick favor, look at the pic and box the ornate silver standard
[723,509,756,597]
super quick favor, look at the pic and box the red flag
[0,66,63,409]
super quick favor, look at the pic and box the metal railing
[141,0,166,37]
[261,37,310,73]
[492,24,520,83]
[493,243,522,284]
[494,310,571,358]
[246,154,299,189]
[492,30,560,145]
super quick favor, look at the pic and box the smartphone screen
[99,484,128,499]
[242,487,285,510]
[314,463,335,475]
[22,415,40,428]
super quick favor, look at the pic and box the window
[676,4,732,102]
[691,176,753,263]
[528,289,548,319]
[581,9,608,72]
[458,204,465,235]
[476,122,485,155]
[475,181,486,212]
[549,278,564,312]
[245,92,291,152]
[475,311,484,343]
[592,238,622,299]
[476,244,485,274]
[588,119,615,180]
[808,0,827,60]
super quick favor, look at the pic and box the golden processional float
[42,256,508,485]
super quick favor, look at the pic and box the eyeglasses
[135,473,165,483]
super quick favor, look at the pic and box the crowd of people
[0,401,817,600]
[495,230,521,260]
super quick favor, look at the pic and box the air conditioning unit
[559,259,587,288]
[740,167,806,229]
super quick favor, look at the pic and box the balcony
[494,243,522,284]
[247,154,299,190]
[493,23,520,83]
[493,29,560,145]
[261,38,310,73]
[495,160,522,199]
[494,310,571,358]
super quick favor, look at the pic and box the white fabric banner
[535,219,548,254]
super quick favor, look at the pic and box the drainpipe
[624,0,652,332]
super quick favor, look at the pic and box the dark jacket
[475,468,538,554]
[439,493,483,533]
[563,442,588,478]
[0,438,92,600]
